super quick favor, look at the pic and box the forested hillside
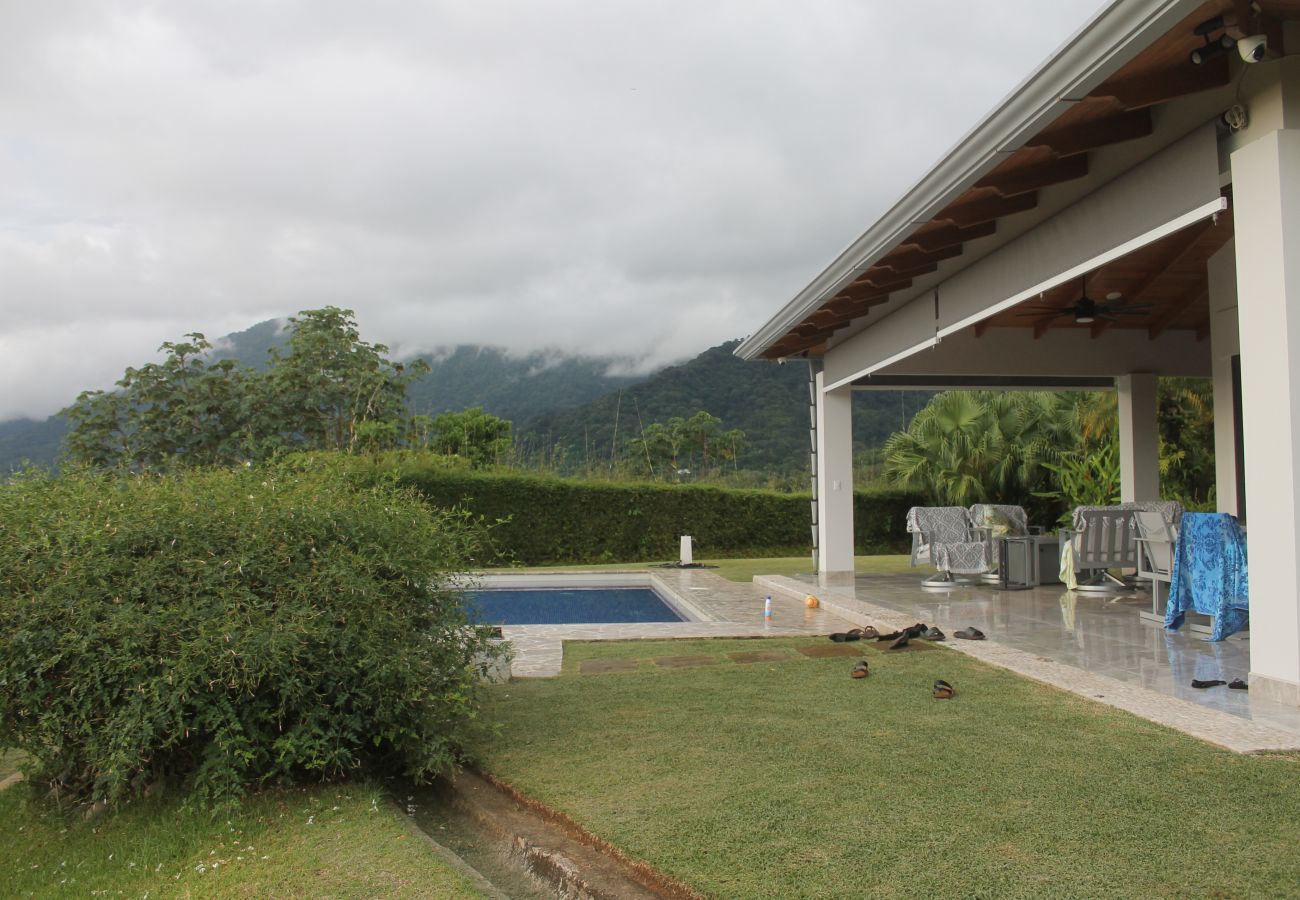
[520,340,931,472]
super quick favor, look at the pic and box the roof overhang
[736,0,1286,362]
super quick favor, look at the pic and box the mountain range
[0,319,926,474]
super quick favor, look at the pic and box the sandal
[1190,679,1227,689]
[828,631,861,643]
[850,660,869,679]
[859,626,880,639]
[1228,678,1249,690]
[907,622,929,638]
[888,631,911,650]
[922,627,945,641]
[933,679,955,699]
[875,630,903,642]
[953,627,985,640]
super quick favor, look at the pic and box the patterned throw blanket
[1165,512,1248,641]
[906,506,990,575]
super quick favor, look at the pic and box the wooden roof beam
[1090,218,1214,337]
[877,243,963,272]
[974,155,1089,197]
[936,190,1038,227]
[1095,55,1230,110]
[1027,108,1152,157]
[904,221,997,253]
[1149,285,1208,339]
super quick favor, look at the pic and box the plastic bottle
[764,596,773,623]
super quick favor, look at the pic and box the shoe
[907,622,929,638]
[933,679,955,699]
[829,632,861,643]
[888,631,911,650]
[875,631,903,642]
[1190,679,1227,689]
[922,627,945,641]
[1228,678,1249,690]
[953,627,985,640]
[850,660,869,679]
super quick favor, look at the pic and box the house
[737,0,1300,705]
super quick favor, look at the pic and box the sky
[0,0,1107,420]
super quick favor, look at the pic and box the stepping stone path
[727,650,791,664]
[579,659,641,674]
[798,643,868,659]
[653,655,720,669]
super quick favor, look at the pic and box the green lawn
[472,636,1300,899]
[0,782,487,898]
[489,553,914,582]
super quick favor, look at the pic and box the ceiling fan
[1016,274,1152,325]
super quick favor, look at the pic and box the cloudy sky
[1,0,1106,420]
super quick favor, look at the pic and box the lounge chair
[1134,510,1177,622]
[1059,502,1184,593]
[907,506,990,590]
[969,504,1030,582]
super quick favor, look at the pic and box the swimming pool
[466,587,686,625]
[464,573,704,626]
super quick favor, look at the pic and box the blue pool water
[465,587,685,625]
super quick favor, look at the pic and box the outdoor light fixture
[1191,34,1235,64]
[1189,14,1236,65]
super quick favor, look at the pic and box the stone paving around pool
[499,568,859,677]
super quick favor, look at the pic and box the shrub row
[371,458,920,564]
[0,463,500,808]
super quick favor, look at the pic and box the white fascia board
[823,338,939,392]
[936,195,1229,339]
[734,0,1203,361]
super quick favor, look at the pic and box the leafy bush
[351,454,920,564]
[0,462,500,809]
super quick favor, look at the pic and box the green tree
[428,407,513,467]
[61,308,429,471]
[62,334,252,471]
[258,307,428,455]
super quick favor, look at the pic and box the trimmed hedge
[374,459,919,565]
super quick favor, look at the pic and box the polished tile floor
[784,571,1300,740]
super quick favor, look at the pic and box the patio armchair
[1134,510,1177,621]
[906,506,991,589]
[1059,505,1142,592]
[969,503,1031,582]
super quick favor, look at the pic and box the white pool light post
[679,535,693,566]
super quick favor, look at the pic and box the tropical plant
[881,391,1068,506]
[426,406,513,467]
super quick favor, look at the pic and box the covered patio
[738,0,1300,716]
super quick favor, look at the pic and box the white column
[815,372,855,575]
[1207,240,1241,517]
[1234,126,1300,704]
[1116,373,1160,502]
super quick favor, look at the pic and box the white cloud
[0,0,1105,419]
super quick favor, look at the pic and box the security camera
[1239,34,1267,62]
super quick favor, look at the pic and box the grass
[488,553,914,582]
[0,782,488,898]
[473,636,1300,899]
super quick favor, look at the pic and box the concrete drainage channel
[403,770,701,899]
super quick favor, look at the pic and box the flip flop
[933,679,955,699]
[1228,679,1249,690]
[888,631,911,650]
[1190,679,1227,689]
[922,627,945,641]
[953,627,985,640]
[850,660,869,679]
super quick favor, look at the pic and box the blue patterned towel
[1165,513,1248,641]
